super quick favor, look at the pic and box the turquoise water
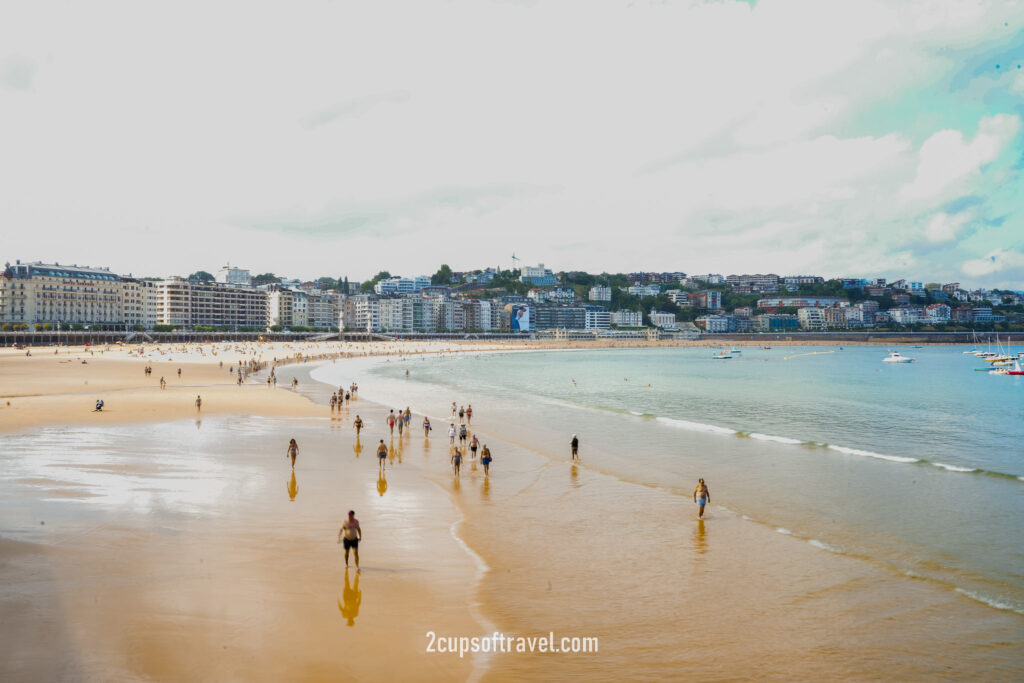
[356,345,1024,617]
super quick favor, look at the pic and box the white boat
[730,346,742,353]
[883,351,915,363]
[713,351,733,359]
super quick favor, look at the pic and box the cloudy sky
[1,0,1022,288]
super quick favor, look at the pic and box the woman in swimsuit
[287,439,299,469]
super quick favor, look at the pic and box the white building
[1,261,127,328]
[589,285,611,302]
[612,309,643,327]
[217,264,252,286]
[628,284,661,297]
[379,297,414,332]
[649,309,678,329]
[342,294,380,332]
[696,314,733,333]
[889,307,923,325]
[584,305,611,330]
[925,304,951,323]
[797,307,827,331]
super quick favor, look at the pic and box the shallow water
[323,346,1024,620]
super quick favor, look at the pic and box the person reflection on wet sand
[195,418,202,430]
[353,436,363,458]
[694,519,707,556]
[287,471,299,501]
[570,463,580,488]
[481,476,490,501]
[337,568,361,627]
[377,469,387,497]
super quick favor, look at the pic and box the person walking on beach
[376,439,388,470]
[397,414,404,437]
[338,510,362,570]
[448,424,457,445]
[469,434,479,459]
[466,405,473,425]
[459,424,468,446]
[387,411,396,435]
[451,447,462,476]
[458,406,466,424]
[160,376,166,389]
[177,368,182,379]
[195,395,202,412]
[354,415,363,436]
[330,393,337,411]
[451,402,457,418]
[571,434,579,460]
[481,444,492,475]
[287,438,299,469]
[693,478,711,519]
[423,417,431,437]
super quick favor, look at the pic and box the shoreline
[2,340,1021,680]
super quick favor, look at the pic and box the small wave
[931,462,976,473]
[749,432,803,445]
[656,416,736,435]
[827,445,919,464]
[808,539,842,553]
[955,588,1024,615]
[776,527,792,535]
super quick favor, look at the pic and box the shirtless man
[693,478,711,519]
[376,439,388,470]
[338,510,362,570]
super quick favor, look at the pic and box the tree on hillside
[360,271,392,293]
[316,276,338,290]
[189,270,215,282]
[253,273,282,285]
[431,264,453,285]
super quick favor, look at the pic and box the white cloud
[924,211,971,244]
[900,115,1020,201]
[962,248,1024,277]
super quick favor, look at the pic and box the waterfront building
[155,278,268,329]
[925,304,951,323]
[888,307,923,325]
[584,305,611,330]
[611,309,643,327]
[752,313,799,332]
[589,285,612,302]
[649,309,678,329]
[341,294,380,332]
[822,307,848,329]
[1,261,126,329]
[797,307,827,331]
[123,278,159,330]
[267,288,294,328]
[695,314,734,333]
[379,297,414,332]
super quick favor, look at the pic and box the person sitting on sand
[94,399,104,412]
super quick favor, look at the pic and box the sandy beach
[1,339,1021,681]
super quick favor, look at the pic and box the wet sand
[2,341,1021,681]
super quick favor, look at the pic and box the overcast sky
[1,0,1022,288]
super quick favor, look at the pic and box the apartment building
[797,307,827,330]
[589,285,611,302]
[156,278,268,329]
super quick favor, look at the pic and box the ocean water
[337,345,1024,618]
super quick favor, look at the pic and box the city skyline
[2,1,1023,288]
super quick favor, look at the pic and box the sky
[1,0,1022,289]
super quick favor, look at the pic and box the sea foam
[827,445,919,464]
[656,416,736,435]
